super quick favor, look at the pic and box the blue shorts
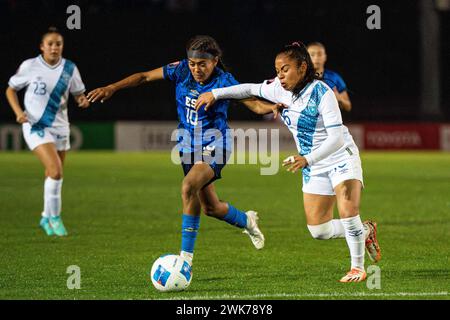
[179,146,231,189]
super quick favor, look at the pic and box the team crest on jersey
[190,89,199,96]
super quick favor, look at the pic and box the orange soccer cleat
[364,220,382,263]
[339,268,367,283]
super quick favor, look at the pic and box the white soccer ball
[150,254,192,292]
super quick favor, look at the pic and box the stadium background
[0,0,449,152]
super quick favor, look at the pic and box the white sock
[44,177,63,218]
[180,251,193,265]
[331,219,345,238]
[341,215,365,270]
[41,211,50,218]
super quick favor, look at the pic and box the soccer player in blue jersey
[6,27,90,236]
[307,42,352,112]
[87,35,275,266]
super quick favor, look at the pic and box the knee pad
[307,221,334,240]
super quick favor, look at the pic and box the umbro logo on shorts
[202,145,215,157]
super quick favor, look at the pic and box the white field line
[154,291,449,300]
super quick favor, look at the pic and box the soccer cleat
[243,211,265,250]
[49,216,68,236]
[179,251,193,266]
[363,220,381,263]
[39,217,54,236]
[339,268,367,283]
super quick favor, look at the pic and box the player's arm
[304,126,344,165]
[194,83,263,112]
[283,127,344,174]
[240,98,286,119]
[333,88,352,112]
[86,67,164,103]
[5,86,28,124]
[304,90,345,165]
[70,66,90,109]
[6,60,31,123]
[73,93,90,109]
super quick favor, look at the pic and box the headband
[187,50,216,60]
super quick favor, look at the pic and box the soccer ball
[150,254,192,292]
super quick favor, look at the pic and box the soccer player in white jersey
[195,42,381,283]
[5,27,90,236]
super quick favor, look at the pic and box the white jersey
[8,55,85,130]
[256,78,358,175]
[212,78,359,176]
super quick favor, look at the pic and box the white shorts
[302,157,364,196]
[22,123,70,151]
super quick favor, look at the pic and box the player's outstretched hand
[86,85,115,103]
[282,155,308,173]
[195,92,216,112]
[16,111,28,124]
[76,94,90,108]
[272,103,287,119]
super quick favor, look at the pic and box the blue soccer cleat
[49,216,68,236]
[40,217,54,236]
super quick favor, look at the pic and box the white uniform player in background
[195,41,381,283]
[6,27,90,236]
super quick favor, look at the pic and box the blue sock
[181,214,200,254]
[223,203,248,228]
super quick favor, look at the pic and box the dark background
[1,0,449,123]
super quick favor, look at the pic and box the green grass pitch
[0,151,449,299]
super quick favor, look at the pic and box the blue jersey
[163,59,238,153]
[322,69,347,93]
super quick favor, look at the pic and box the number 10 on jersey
[185,96,198,126]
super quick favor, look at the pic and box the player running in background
[195,41,381,283]
[307,42,352,112]
[86,35,276,267]
[5,27,90,236]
